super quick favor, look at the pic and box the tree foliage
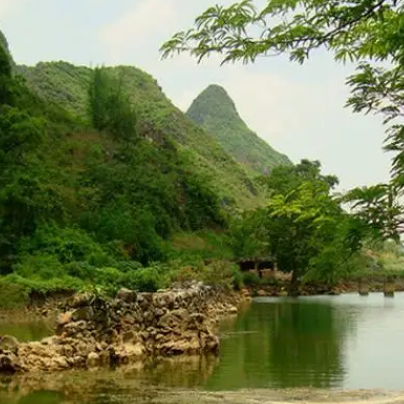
[230,160,368,292]
[342,183,404,241]
[259,159,339,196]
[268,181,364,289]
[88,67,137,140]
[161,0,403,65]
[0,37,227,290]
[0,40,12,105]
[228,208,269,259]
[0,40,11,78]
[161,0,404,240]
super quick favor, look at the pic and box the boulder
[53,356,69,370]
[70,292,94,308]
[72,307,94,322]
[116,288,137,303]
[86,352,100,368]
[189,313,206,324]
[114,343,144,364]
[201,333,220,353]
[159,312,179,329]
[137,293,153,309]
[57,311,73,327]
[171,309,190,322]
[0,335,19,350]
[156,337,200,356]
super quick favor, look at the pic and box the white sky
[0,0,392,191]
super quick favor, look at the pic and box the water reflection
[2,293,404,403]
[0,320,53,342]
[0,356,219,404]
[205,298,354,390]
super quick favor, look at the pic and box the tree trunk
[288,270,300,297]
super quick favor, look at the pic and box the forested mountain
[0,28,294,301]
[0,29,235,281]
[16,62,265,208]
[0,29,14,69]
[0,22,398,302]
[187,85,291,175]
[0,30,8,51]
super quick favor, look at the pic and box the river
[2,293,404,403]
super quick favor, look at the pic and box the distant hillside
[186,85,291,175]
[0,30,8,50]
[0,29,15,68]
[0,28,235,272]
[17,63,263,208]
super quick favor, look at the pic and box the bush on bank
[0,259,244,309]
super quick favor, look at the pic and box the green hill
[17,62,262,208]
[186,84,291,175]
[0,30,8,51]
[0,29,230,280]
[0,29,15,70]
[0,27,294,299]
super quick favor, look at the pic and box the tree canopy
[161,0,404,240]
[228,160,368,293]
[161,0,403,66]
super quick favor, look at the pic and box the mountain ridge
[16,61,263,207]
[1,28,291,209]
[186,84,291,175]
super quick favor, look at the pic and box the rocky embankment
[0,284,245,374]
[248,278,404,297]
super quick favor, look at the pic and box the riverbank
[245,277,404,297]
[0,283,246,374]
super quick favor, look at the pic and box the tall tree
[266,181,362,294]
[88,67,137,140]
[260,159,339,196]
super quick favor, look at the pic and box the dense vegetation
[187,84,291,176]
[228,160,370,293]
[4,0,404,309]
[0,31,248,306]
[16,62,264,209]
[162,0,404,292]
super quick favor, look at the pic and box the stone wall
[0,283,244,373]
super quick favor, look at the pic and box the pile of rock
[0,283,243,373]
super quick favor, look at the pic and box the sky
[0,0,392,191]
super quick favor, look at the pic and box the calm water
[2,293,404,403]
[0,320,52,342]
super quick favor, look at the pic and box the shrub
[0,276,29,309]
[19,225,114,267]
[242,271,262,287]
[14,253,66,280]
[0,273,83,303]
[232,266,244,291]
[127,265,167,292]
[199,260,237,289]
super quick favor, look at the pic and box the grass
[166,230,234,263]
